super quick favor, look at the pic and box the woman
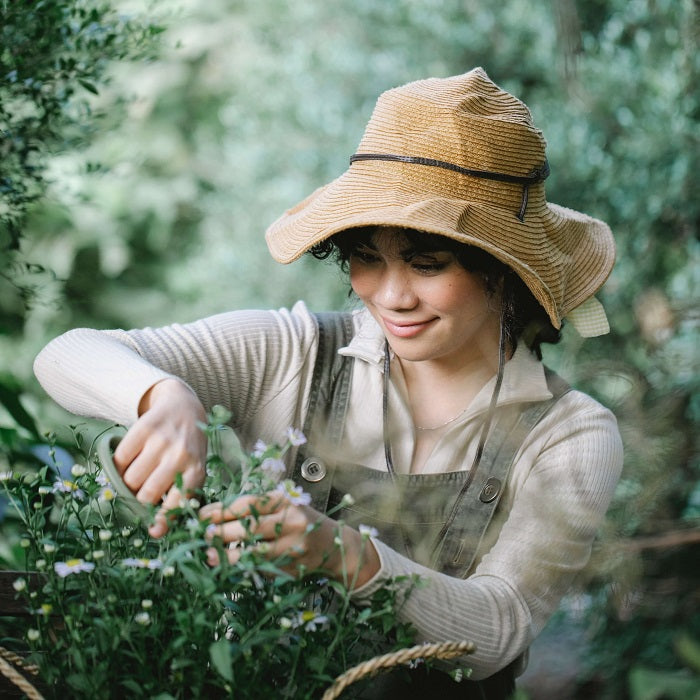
[34,68,623,697]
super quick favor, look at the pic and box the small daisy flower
[92,550,105,560]
[122,557,163,570]
[35,559,46,570]
[132,538,144,549]
[39,603,53,616]
[359,524,379,539]
[261,457,286,476]
[27,629,40,642]
[120,527,132,537]
[141,599,153,609]
[52,478,84,500]
[285,427,307,447]
[38,485,52,495]
[98,529,112,542]
[252,439,268,458]
[0,471,13,481]
[42,542,56,553]
[99,485,116,502]
[275,480,311,506]
[54,559,95,578]
[292,610,328,632]
[279,616,293,629]
[13,578,26,592]
[162,565,176,577]
[70,464,87,477]
[134,611,151,625]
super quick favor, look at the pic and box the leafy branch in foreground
[1,408,424,699]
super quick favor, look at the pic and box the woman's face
[349,228,502,369]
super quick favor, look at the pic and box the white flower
[162,565,175,577]
[42,542,56,553]
[38,603,53,616]
[20,538,31,548]
[285,427,307,447]
[99,485,116,502]
[98,529,112,542]
[141,599,153,609]
[275,480,311,507]
[27,629,40,642]
[13,578,26,592]
[120,527,132,537]
[92,550,105,560]
[291,610,328,632]
[359,524,379,539]
[0,471,13,481]
[252,439,268,458]
[188,498,200,509]
[134,611,151,625]
[54,559,95,578]
[122,557,163,570]
[279,616,293,629]
[96,472,109,487]
[35,559,46,570]
[52,478,84,500]
[132,538,144,548]
[38,485,52,495]
[340,493,355,507]
[70,464,87,477]
[261,457,286,476]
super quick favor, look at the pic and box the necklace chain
[414,406,469,431]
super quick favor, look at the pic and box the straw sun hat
[265,67,615,336]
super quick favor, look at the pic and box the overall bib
[291,313,568,699]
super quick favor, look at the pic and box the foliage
[0,0,163,333]
[0,0,698,696]
[1,411,420,698]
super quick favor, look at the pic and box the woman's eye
[352,249,379,264]
[411,258,448,273]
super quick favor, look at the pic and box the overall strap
[433,367,571,577]
[291,312,355,511]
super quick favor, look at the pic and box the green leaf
[78,80,99,95]
[209,637,233,682]
[0,378,40,437]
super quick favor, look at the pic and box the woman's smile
[381,316,437,338]
[349,228,502,368]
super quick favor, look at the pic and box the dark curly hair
[310,227,562,359]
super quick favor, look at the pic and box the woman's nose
[374,267,418,310]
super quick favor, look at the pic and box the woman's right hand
[113,378,208,538]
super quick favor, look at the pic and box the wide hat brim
[265,69,616,332]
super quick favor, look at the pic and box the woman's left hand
[199,492,380,589]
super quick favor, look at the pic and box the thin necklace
[414,406,469,431]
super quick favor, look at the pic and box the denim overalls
[291,313,568,699]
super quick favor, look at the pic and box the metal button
[300,457,327,483]
[479,477,502,503]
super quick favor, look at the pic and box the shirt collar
[338,307,553,407]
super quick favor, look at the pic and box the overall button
[300,457,327,483]
[479,477,502,503]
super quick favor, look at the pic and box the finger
[121,440,166,493]
[148,468,203,538]
[199,492,285,523]
[112,422,149,474]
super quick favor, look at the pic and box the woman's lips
[382,317,436,338]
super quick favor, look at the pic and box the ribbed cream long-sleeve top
[33,301,623,680]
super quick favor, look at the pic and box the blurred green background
[1,0,698,698]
